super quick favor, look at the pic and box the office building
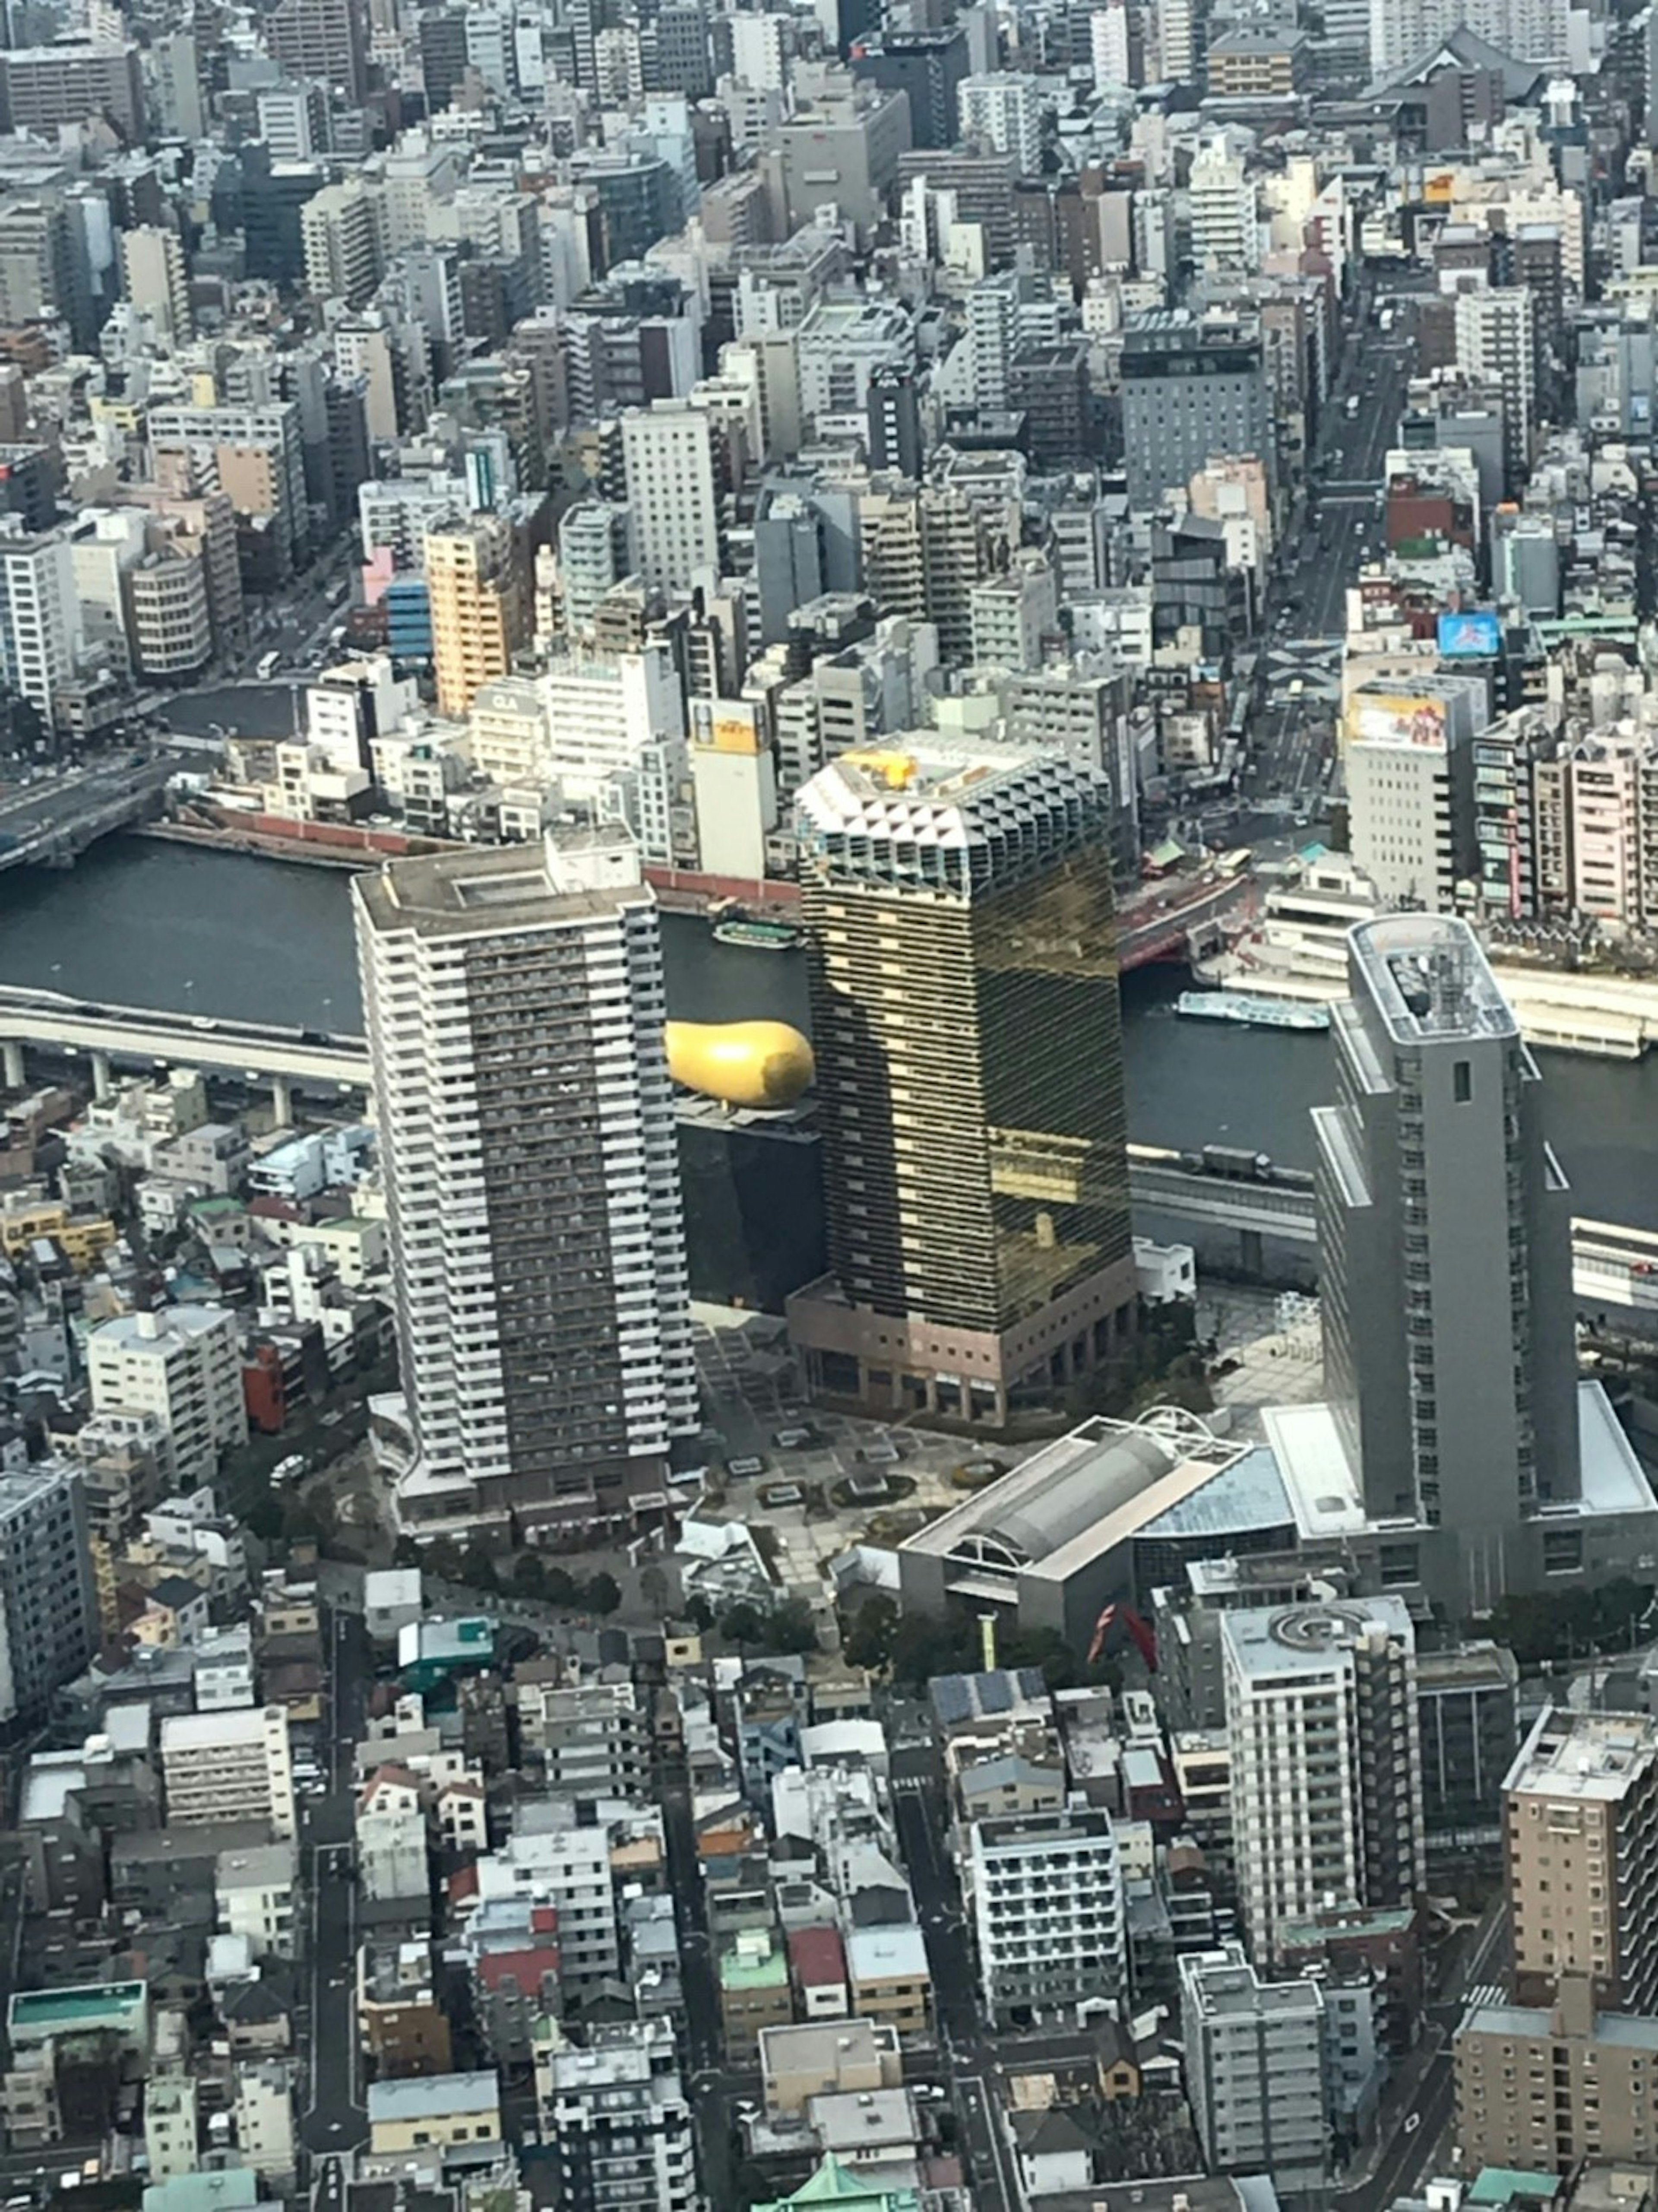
[1180,1945,1330,2190]
[1417,1643,1519,1836]
[0,526,77,723]
[0,200,93,350]
[1345,682,1477,910]
[1223,1598,1424,1965]
[866,366,923,479]
[265,0,367,103]
[1504,1709,1658,2014]
[619,405,719,594]
[87,1306,248,1489]
[0,1466,97,1729]
[849,28,968,146]
[161,1706,297,1840]
[1120,314,1273,511]
[0,41,142,139]
[120,228,192,348]
[788,742,1136,1423]
[959,73,1043,174]
[353,828,696,1539]
[1315,918,1581,1585]
[966,1810,1126,2028]
[539,2022,697,2212]
[424,513,529,718]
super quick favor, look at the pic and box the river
[3,837,1657,1229]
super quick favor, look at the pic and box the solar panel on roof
[981,1673,1012,1713]
[932,1677,971,1724]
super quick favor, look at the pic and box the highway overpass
[0,987,367,1118]
[6,992,1657,1321]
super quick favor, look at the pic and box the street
[1248,296,1420,821]
[298,1603,370,2156]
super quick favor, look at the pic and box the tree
[585,1571,622,1616]
[392,1535,422,1569]
[685,1594,714,1632]
[244,1491,285,1543]
[423,1537,464,1584]
[511,1551,548,1599]
[459,1540,498,1593]
[544,1566,580,1606]
[842,1594,898,1670]
[719,1600,766,1648]
[767,1598,820,1655]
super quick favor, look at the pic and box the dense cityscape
[3,0,1658,2207]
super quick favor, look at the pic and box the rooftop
[1504,1706,1658,1801]
[1221,1596,1415,1680]
[354,826,646,941]
[902,1411,1250,1592]
[367,2071,500,2122]
[1350,914,1517,1045]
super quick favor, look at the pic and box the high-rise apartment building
[1222,1597,1424,1965]
[1315,918,1581,1592]
[1120,313,1273,510]
[120,228,192,347]
[300,183,383,308]
[424,513,530,718]
[0,525,77,722]
[787,741,1136,1423]
[1180,1945,1330,2190]
[965,1810,1126,2027]
[554,501,634,639]
[0,1465,97,1728]
[0,200,95,349]
[1187,135,1259,272]
[618,405,720,595]
[1504,1709,1658,2013]
[959,73,1043,174]
[353,828,697,1538]
[1454,288,1538,486]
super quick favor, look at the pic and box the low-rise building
[366,2069,503,2158]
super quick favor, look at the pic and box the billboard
[1438,610,1502,659]
[1349,691,1448,751]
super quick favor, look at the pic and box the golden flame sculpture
[664,1020,816,1110]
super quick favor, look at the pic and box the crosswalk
[1266,637,1343,704]
[1461,1982,1505,2014]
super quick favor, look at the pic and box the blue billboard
[1438,610,1502,658]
